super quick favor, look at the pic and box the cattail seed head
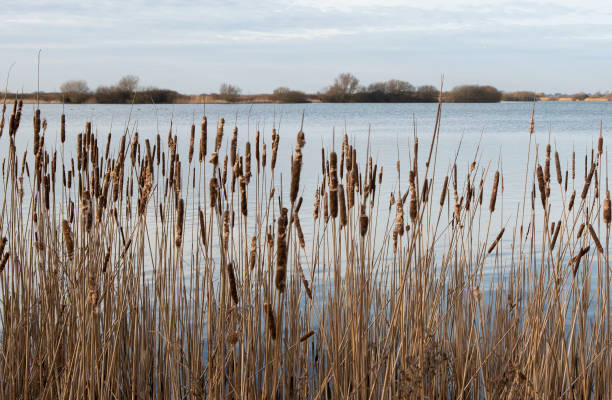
[290,148,302,204]
[175,198,184,247]
[264,303,277,340]
[554,151,562,185]
[489,171,500,213]
[588,224,604,253]
[359,205,369,237]
[226,262,239,304]
[215,118,224,152]
[604,192,611,224]
[199,116,207,162]
[62,220,74,260]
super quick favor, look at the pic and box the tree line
[43,73,579,104]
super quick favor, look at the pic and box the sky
[2,0,612,94]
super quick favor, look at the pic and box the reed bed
[0,97,610,399]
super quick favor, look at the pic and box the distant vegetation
[7,72,612,104]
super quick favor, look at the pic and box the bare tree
[219,83,241,102]
[117,75,139,93]
[324,73,360,102]
[60,80,90,103]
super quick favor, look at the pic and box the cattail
[208,177,217,208]
[271,129,279,170]
[588,224,603,253]
[249,236,257,270]
[554,151,562,185]
[262,143,267,168]
[489,171,500,213]
[572,246,590,277]
[409,186,417,222]
[598,136,603,155]
[290,149,302,204]
[215,118,224,152]
[240,177,248,217]
[299,330,315,343]
[0,237,6,256]
[188,124,195,163]
[544,144,551,183]
[313,189,320,219]
[577,223,586,238]
[571,150,575,180]
[275,208,288,292]
[536,165,547,209]
[226,262,239,304]
[175,198,184,247]
[230,126,238,165]
[294,213,306,248]
[421,179,429,203]
[62,220,74,260]
[550,220,561,250]
[264,303,277,340]
[568,190,576,211]
[60,114,66,143]
[359,205,369,237]
[199,116,207,162]
[198,207,206,246]
[581,163,595,199]
[338,184,347,228]
[440,176,448,206]
[245,141,251,182]
[0,252,9,272]
[323,193,329,223]
[295,196,303,214]
[209,152,218,167]
[604,192,611,224]
[487,227,505,254]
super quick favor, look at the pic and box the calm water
[3,101,610,277]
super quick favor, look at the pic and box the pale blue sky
[2,0,612,94]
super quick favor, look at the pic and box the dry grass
[0,96,610,399]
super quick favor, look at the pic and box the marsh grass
[0,96,610,399]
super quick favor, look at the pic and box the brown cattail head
[215,118,224,152]
[440,176,449,206]
[581,163,595,199]
[0,237,6,257]
[264,303,277,340]
[275,208,288,292]
[604,191,611,224]
[0,252,9,272]
[359,204,369,237]
[199,116,207,162]
[489,171,500,213]
[588,224,604,253]
[338,184,347,228]
[536,165,547,209]
[294,213,306,248]
[271,129,279,170]
[554,151,562,185]
[290,148,302,204]
[62,220,74,260]
[175,198,184,247]
[409,186,417,222]
[544,144,551,183]
[568,190,576,211]
[598,135,603,155]
[299,330,315,343]
[572,246,590,277]
[487,227,505,254]
[198,207,206,246]
[249,236,257,270]
[230,126,238,165]
[226,262,239,304]
[60,114,66,143]
[240,177,248,217]
[209,177,218,208]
